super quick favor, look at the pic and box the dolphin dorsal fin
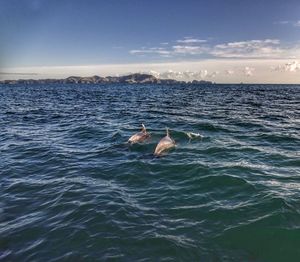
[141,123,146,132]
[166,127,169,137]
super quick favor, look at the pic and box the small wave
[257,133,300,143]
[185,132,204,140]
[152,233,196,248]
[215,211,300,262]
[197,122,235,133]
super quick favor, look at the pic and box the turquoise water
[1,84,300,261]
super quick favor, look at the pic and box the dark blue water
[1,84,300,261]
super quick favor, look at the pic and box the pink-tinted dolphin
[154,128,175,156]
[128,124,150,144]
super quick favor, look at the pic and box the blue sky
[1,0,300,83]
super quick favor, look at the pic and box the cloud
[275,20,290,25]
[130,36,209,57]
[130,45,208,56]
[207,71,219,78]
[271,61,300,72]
[172,45,208,55]
[145,69,221,80]
[225,69,234,75]
[130,38,300,60]
[284,61,300,71]
[154,69,217,80]
[243,67,255,76]
[146,70,161,78]
[211,39,284,58]
[129,47,171,56]
[294,20,300,27]
[275,20,300,27]
[150,69,210,80]
[0,72,38,75]
[176,38,207,44]
[199,70,208,78]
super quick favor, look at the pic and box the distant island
[0,73,214,85]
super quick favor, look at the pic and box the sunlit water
[1,84,300,261]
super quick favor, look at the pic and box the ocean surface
[1,83,300,261]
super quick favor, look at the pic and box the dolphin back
[154,136,175,155]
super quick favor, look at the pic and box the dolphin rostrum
[128,124,150,144]
[154,128,175,156]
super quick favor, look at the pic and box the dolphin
[154,128,175,156]
[128,124,150,144]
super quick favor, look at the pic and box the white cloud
[172,45,208,55]
[275,20,300,27]
[294,20,300,27]
[157,69,209,80]
[271,61,300,72]
[130,36,209,57]
[176,38,207,44]
[243,66,255,76]
[207,71,219,78]
[211,39,284,58]
[199,70,208,78]
[130,44,208,56]
[270,65,281,71]
[225,69,234,75]
[275,21,290,25]
[284,61,300,71]
[129,48,171,56]
[130,38,300,60]
[147,70,161,78]
[155,69,216,80]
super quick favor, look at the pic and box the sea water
[1,84,300,261]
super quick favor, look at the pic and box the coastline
[0,73,214,85]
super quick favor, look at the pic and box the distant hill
[0,73,214,85]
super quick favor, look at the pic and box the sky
[0,0,300,83]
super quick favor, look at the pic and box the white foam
[186,132,203,139]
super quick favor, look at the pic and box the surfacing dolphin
[154,128,175,156]
[128,124,150,144]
